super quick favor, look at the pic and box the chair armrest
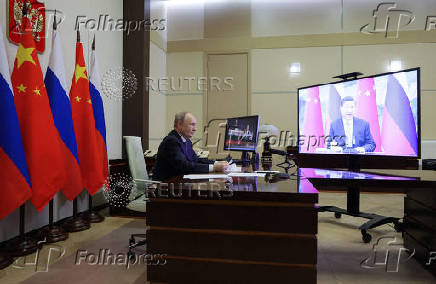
[133,178,161,184]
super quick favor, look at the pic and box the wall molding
[167,30,436,53]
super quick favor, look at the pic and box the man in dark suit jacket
[328,96,376,153]
[152,112,228,181]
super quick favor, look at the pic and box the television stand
[317,155,402,243]
[318,185,402,243]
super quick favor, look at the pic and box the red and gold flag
[11,13,65,210]
[70,39,105,195]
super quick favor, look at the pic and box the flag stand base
[62,217,90,232]
[63,198,90,232]
[7,236,39,257]
[0,254,13,269]
[35,200,69,243]
[81,211,104,223]
[7,205,39,257]
[37,225,69,243]
[81,194,104,223]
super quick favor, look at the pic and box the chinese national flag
[70,39,105,195]
[11,15,65,210]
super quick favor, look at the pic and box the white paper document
[183,174,229,179]
[227,173,266,177]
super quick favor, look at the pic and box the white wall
[0,0,123,242]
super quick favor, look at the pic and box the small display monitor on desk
[224,115,259,152]
[224,115,260,166]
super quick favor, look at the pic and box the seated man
[327,96,376,153]
[152,112,228,181]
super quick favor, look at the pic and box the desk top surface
[156,166,436,202]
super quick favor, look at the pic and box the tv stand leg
[318,185,403,243]
[347,186,360,214]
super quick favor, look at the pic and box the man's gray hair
[174,112,188,127]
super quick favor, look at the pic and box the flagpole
[82,35,104,223]
[36,10,69,243]
[8,205,38,256]
[7,2,39,257]
[62,31,91,233]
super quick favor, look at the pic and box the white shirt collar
[176,131,187,143]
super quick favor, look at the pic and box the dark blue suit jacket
[152,130,214,181]
[328,117,376,152]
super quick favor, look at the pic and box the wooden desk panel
[146,175,318,283]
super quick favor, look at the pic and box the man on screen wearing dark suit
[328,96,376,153]
[152,112,228,181]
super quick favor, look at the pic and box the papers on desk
[225,163,242,173]
[183,174,229,179]
[228,173,266,177]
[183,172,266,179]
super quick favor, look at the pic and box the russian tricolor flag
[381,75,418,156]
[0,25,32,219]
[45,29,83,200]
[89,42,108,181]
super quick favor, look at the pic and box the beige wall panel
[166,52,204,137]
[167,51,204,81]
[252,92,298,149]
[251,47,342,93]
[207,53,248,119]
[167,2,204,41]
[252,0,341,37]
[204,0,251,39]
[421,91,436,140]
[343,43,436,90]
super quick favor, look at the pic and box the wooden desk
[146,171,318,283]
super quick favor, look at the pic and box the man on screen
[327,96,376,153]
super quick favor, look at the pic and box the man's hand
[213,161,229,172]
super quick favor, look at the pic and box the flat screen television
[224,115,260,152]
[297,68,420,160]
